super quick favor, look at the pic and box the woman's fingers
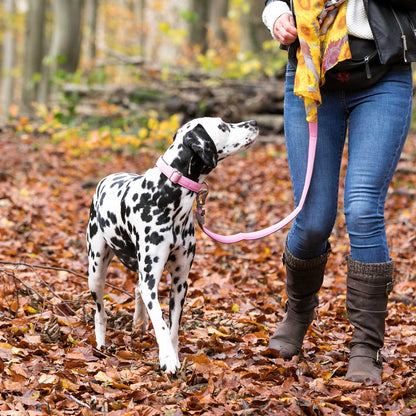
[273,13,297,45]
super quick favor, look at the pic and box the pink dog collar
[156,156,204,193]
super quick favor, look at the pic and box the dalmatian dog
[86,117,259,373]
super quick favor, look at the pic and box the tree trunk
[21,0,46,115]
[84,0,98,65]
[189,0,209,53]
[39,0,84,103]
[50,0,84,72]
[1,0,16,120]
[209,0,229,44]
[240,0,270,53]
[131,0,146,55]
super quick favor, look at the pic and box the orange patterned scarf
[293,0,350,122]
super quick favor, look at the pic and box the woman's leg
[343,68,413,384]
[284,64,348,259]
[344,68,413,263]
[269,65,348,357]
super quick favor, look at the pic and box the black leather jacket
[265,0,416,64]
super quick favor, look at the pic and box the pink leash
[158,122,318,244]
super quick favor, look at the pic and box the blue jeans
[284,63,413,263]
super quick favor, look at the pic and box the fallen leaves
[0,129,416,414]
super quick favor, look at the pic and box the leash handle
[197,121,318,243]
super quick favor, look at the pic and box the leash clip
[196,182,209,226]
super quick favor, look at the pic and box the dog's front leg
[167,244,194,356]
[138,259,180,374]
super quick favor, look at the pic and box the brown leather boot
[345,256,394,385]
[268,243,330,359]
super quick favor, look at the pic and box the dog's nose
[248,120,257,127]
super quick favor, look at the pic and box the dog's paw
[159,354,180,374]
[136,319,149,334]
[95,334,106,350]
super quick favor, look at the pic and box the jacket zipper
[338,50,377,79]
[364,56,371,79]
[391,8,408,62]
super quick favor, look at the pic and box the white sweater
[262,0,373,40]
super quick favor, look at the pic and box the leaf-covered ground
[1,126,416,415]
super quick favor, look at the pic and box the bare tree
[241,0,270,53]
[130,0,146,55]
[84,0,99,64]
[1,0,16,120]
[209,0,229,44]
[189,0,209,53]
[21,0,46,115]
[39,0,85,103]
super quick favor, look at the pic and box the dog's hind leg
[87,225,114,349]
[133,286,149,332]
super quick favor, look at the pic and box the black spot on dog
[98,214,110,229]
[110,237,125,248]
[146,232,164,245]
[99,192,106,206]
[151,292,156,300]
[156,211,170,225]
[218,122,230,132]
[147,276,156,291]
[141,206,152,223]
[147,181,154,190]
[91,292,97,302]
[148,301,153,310]
[97,302,102,312]
[121,200,127,223]
[107,211,117,225]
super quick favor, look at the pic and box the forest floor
[1,122,416,415]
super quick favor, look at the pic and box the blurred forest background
[0,0,289,151]
[2,2,416,413]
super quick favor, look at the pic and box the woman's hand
[272,13,297,45]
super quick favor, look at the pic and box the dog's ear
[184,124,218,170]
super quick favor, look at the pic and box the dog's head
[166,117,259,181]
